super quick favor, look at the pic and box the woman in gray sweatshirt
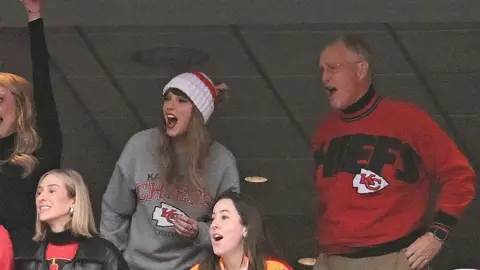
[100,72,240,270]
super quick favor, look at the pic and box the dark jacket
[0,18,62,234]
[13,234,130,270]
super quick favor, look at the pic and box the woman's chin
[37,214,51,223]
[213,247,225,257]
[166,130,179,137]
[166,129,187,138]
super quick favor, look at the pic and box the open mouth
[212,233,224,242]
[165,114,178,129]
[325,86,337,96]
[38,205,51,213]
[0,117,3,124]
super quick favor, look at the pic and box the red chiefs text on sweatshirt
[312,86,475,257]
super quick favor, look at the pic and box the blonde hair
[159,83,229,193]
[33,168,98,241]
[0,73,40,178]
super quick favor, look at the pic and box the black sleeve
[28,18,62,171]
[103,239,131,270]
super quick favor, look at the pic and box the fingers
[404,242,416,259]
[172,217,190,233]
[175,214,190,223]
[410,258,429,270]
[405,245,420,269]
[172,215,198,237]
[405,249,429,270]
[407,254,420,268]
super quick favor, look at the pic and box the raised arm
[23,0,62,169]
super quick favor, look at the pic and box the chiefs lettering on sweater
[312,86,475,256]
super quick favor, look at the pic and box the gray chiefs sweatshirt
[100,128,240,270]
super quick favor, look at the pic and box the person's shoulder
[120,127,161,155]
[379,97,438,127]
[265,257,294,270]
[380,97,428,115]
[210,140,235,160]
[76,235,126,266]
[87,235,121,252]
[312,110,339,143]
[128,128,161,144]
[0,225,13,249]
[0,225,9,238]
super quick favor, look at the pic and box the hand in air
[21,0,41,21]
[172,214,199,239]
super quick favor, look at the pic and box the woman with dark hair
[101,72,240,270]
[0,0,62,234]
[191,191,293,270]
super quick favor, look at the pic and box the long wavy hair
[199,191,271,270]
[0,73,40,178]
[158,83,229,195]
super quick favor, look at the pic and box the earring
[69,207,74,215]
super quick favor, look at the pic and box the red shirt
[45,241,79,270]
[0,226,13,270]
[312,90,475,255]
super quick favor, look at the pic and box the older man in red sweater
[312,35,476,270]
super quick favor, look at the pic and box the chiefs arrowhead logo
[352,168,389,194]
[151,203,187,227]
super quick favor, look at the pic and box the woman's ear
[242,227,248,238]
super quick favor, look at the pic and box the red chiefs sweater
[312,86,475,256]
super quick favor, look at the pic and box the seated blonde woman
[13,169,129,270]
[191,191,293,270]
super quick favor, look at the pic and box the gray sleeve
[193,221,211,248]
[100,163,136,252]
[194,152,240,247]
[217,151,241,194]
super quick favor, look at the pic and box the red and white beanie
[163,72,219,123]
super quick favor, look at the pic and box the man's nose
[322,70,331,84]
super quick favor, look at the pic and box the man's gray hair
[329,34,372,65]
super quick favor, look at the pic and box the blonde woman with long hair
[101,72,240,270]
[13,169,129,269]
[0,0,62,235]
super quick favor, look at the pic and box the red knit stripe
[191,72,219,105]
